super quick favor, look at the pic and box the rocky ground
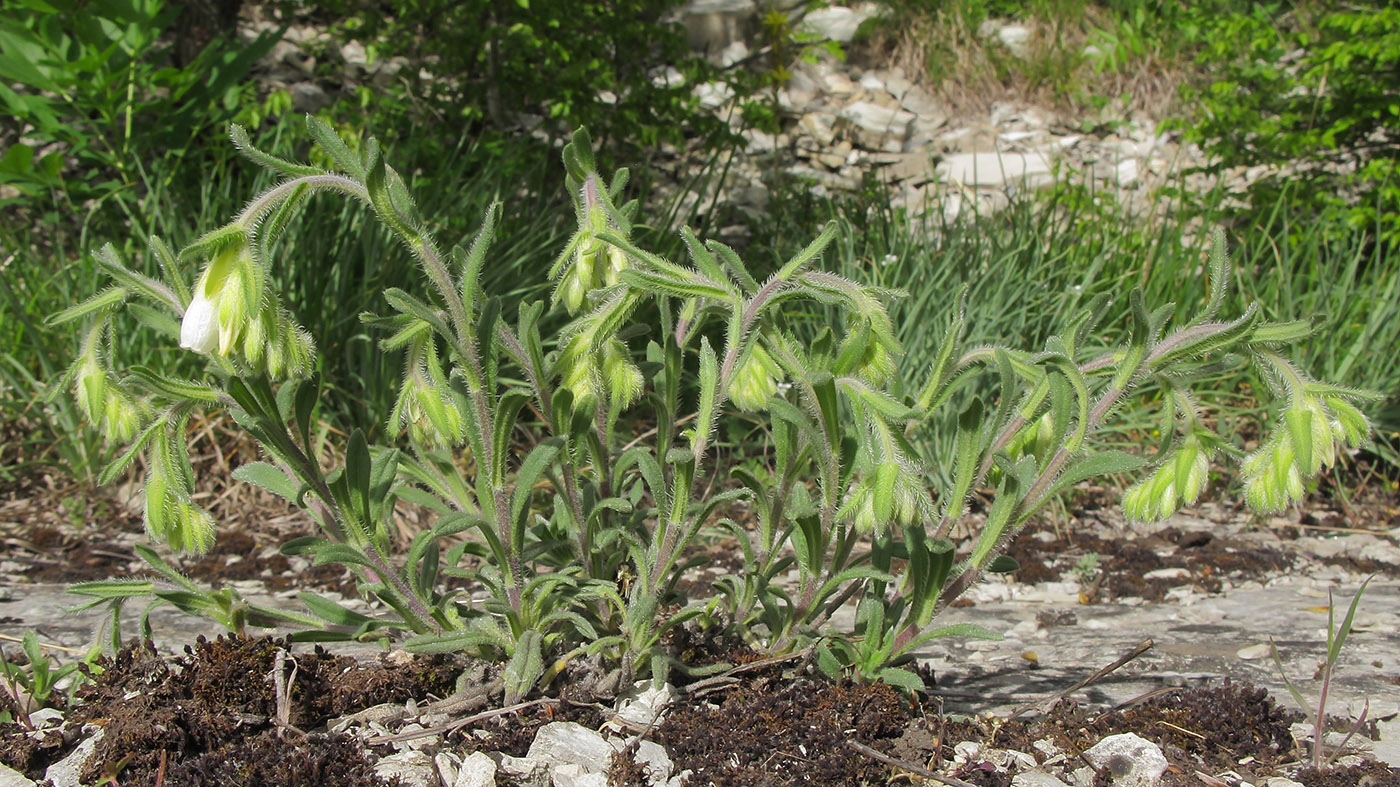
[1,458,1397,786]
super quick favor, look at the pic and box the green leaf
[298,592,373,626]
[97,420,163,486]
[46,286,127,326]
[876,667,927,695]
[503,629,545,704]
[511,438,562,529]
[346,429,372,527]
[942,397,983,524]
[986,555,1020,573]
[133,544,203,595]
[694,337,719,451]
[66,580,157,600]
[619,267,731,301]
[230,123,322,178]
[1327,576,1372,666]
[776,221,837,280]
[232,462,301,505]
[708,240,759,293]
[306,115,365,179]
[128,367,221,403]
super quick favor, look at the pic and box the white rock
[682,0,757,55]
[452,751,497,787]
[1012,772,1072,787]
[374,750,437,787]
[780,69,819,111]
[719,39,749,68]
[798,113,838,147]
[979,20,1034,58]
[500,754,550,785]
[1143,567,1188,581]
[800,6,874,43]
[1082,733,1168,786]
[290,83,330,114]
[1359,541,1400,566]
[340,40,370,79]
[25,708,63,729]
[45,726,103,787]
[552,764,609,787]
[694,81,735,109]
[528,721,615,773]
[839,101,915,144]
[614,739,675,786]
[937,151,1053,188]
[1116,159,1140,186]
[615,681,679,728]
[1264,778,1305,787]
[0,763,34,787]
[815,66,856,95]
[1236,643,1272,660]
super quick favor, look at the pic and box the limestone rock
[682,0,757,56]
[1012,772,1071,787]
[527,721,615,773]
[615,681,679,728]
[44,726,103,787]
[453,751,498,787]
[290,83,330,114]
[0,763,34,787]
[800,5,875,44]
[551,764,608,787]
[374,750,437,787]
[937,151,1053,189]
[1082,733,1168,786]
[839,101,915,151]
[499,754,551,787]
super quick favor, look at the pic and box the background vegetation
[3,0,1396,506]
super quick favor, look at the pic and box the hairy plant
[56,120,1375,695]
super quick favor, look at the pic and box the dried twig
[1007,638,1154,720]
[845,739,980,787]
[368,698,558,744]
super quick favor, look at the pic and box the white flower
[180,289,219,353]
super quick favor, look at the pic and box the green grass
[768,177,1400,486]
[0,126,576,484]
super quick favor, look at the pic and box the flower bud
[728,343,782,412]
[1323,395,1369,448]
[602,244,627,287]
[144,468,172,543]
[171,501,216,555]
[74,352,106,427]
[602,339,643,411]
[1242,433,1304,513]
[183,241,253,355]
[102,387,147,444]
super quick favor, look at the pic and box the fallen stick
[846,739,980,787]
[1007,638,1154,720]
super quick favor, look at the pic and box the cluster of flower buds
[392,337,467,451]
[179,236,313,379]
[554,176,627,315]
[1241,394,1368,513]
[728,342,785,412]
[556,331,644,415]
[838,315,900,386]
[71,327,149,444]
[144,426,215,554]
[838,459,928,535]
[1123,431,1213,522]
